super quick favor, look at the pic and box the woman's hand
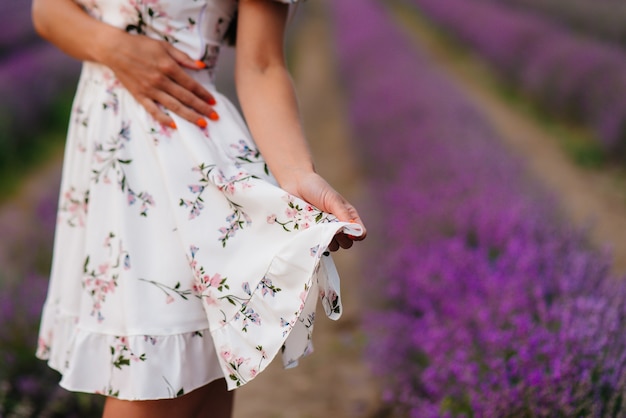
[32,0,218,129]
[100,31,218,128]
[281,171,367,252]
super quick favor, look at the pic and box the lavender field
[480,0,626,47]
[0,1,99,416]
[3,0,626,416]
[0,0,80,182]
[332,0,626,416]
[406,0,626,157]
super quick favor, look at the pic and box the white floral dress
[36,0,362,400]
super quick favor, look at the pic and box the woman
[31,0,366,416]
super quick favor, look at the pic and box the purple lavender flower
[405,0,626,155]
[331,0,626,415]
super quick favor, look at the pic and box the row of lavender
[0,3,94,416]
[331,0,626,416]
[0,168,105,417]
[404,0,626,158]
[0,0,42,56]
[0,155,101,415]
[0,0,80,170]
[479,0,626,48]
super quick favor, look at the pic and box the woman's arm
[31,0,218,127]
[235,0,366,248]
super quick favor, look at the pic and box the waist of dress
[79,61,218,90]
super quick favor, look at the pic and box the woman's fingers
[163,42,218,106]
[152,78,219,127]
[151,57,218,125]
[105,34,218,127]
[323,191,367,242]
[284,172,367,250]
[137,96,175,127]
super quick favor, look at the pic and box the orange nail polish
[169,121,177,129]
[195,60,207,69]
[208,111,219,121]
[349,218,358,223]
[196,118,208,128]
[208,97,217,105]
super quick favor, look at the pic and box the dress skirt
[36,61,362,399]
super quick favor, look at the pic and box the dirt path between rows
[232,2,381,417]
[391,3,626,277]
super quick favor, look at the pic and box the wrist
[274,165,316,194]
[91,24,127,64]
[274,163,315,184]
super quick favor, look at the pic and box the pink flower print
[256,346,268,359]
[192,277,208,295]
[282,194,295,204]
[221,182,236,195]
[93,152,105,164]
[220,349,232,362]
[98,263,110,275]
[165,294,175,304]
[271,193,333,232]
[106,280,115,293]
[250,368,258,378]
[149,121,174,143]
[267,214,276,224]
[285,207,298,219]
[83,233,129,322]
[59,187,89,227]
[203,292,219,306]
[37,335,51,357]
[208,274,222,288]
[323,289,341,315]
[110,336,146,369]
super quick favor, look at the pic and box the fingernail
[208,97,217,105]
[169,121,177,129]
[196,118,208,128]
[195,60,206,69]
[348,218,358,223]
[208,111,220,121]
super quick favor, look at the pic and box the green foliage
[0,94,72,199]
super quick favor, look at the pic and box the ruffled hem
[212,221,363,390]
[36,317,224,400]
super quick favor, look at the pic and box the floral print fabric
[36,0,362,400]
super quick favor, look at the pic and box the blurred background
[2,0,626,416]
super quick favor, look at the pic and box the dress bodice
[77,0,238,62]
